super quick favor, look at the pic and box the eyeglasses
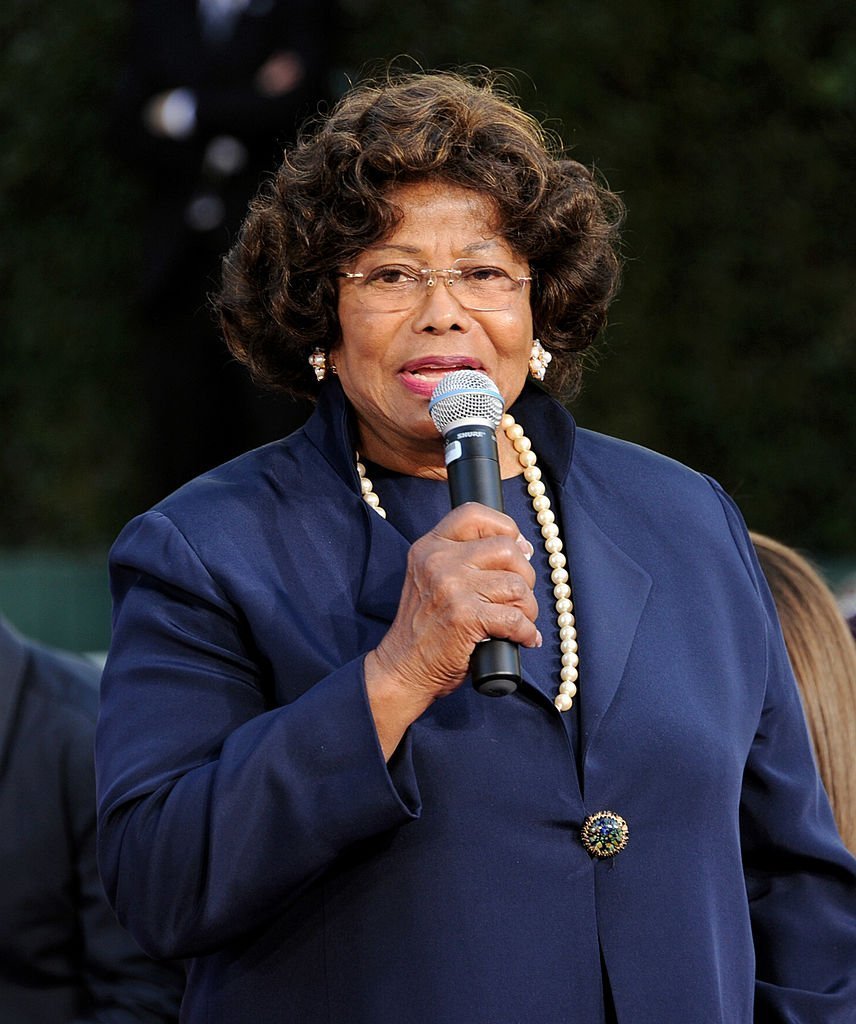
[339,258,532,312]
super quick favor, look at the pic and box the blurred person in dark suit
[110,0,333,500]
[751,533,856,853]
[0,615,184,1022]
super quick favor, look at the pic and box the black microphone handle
[443,423,521,697]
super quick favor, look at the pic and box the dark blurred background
[2,0,854,651]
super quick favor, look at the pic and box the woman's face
[332,180,534,478]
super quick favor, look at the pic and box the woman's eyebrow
[364,239,506,257]
[361,243,421,257]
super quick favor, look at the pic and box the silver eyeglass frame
[338,260,532,312]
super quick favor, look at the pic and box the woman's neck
[356,423,525,480]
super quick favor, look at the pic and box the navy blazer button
[581,811,629,858]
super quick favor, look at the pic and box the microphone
[429,369,521,697]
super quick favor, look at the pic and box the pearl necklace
[356,413,578,713]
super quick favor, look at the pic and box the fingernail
[535,629,543,648]
[517,534,534,560]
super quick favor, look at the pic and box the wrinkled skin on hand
[364,502,539,758]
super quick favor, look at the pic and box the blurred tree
[2,0,855,555]
[1,0,149,545]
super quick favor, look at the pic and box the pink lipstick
[398,355,486,397]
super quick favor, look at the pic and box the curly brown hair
[216,70,624,401]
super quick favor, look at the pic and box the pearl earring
[308,348,328,382]
[529,339,552,381]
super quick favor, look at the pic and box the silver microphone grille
[428,370,505,437]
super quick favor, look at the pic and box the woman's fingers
[373,503,541,699]
[417,533,537,597]
[424,503,537,587]
[365,502,543,757]
[417,548,538,634]
[429,501,533,551]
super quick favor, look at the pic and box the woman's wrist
[363,649,435,761]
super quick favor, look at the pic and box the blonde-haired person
[751,531,856,852]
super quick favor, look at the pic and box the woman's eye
[462,265,508,282]
[366,266,417,286]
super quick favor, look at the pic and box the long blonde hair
[751,531,856,852]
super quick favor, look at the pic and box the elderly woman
[96,72,856,1022]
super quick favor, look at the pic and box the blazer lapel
[303,380,411,626]
[564,499,652,766]
[355,506,411,625]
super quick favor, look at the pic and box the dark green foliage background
[1,1,148,545]
[3,0,855,556]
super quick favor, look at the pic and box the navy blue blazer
[96,380,856,1023]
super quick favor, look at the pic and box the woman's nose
[410,278,473,333]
